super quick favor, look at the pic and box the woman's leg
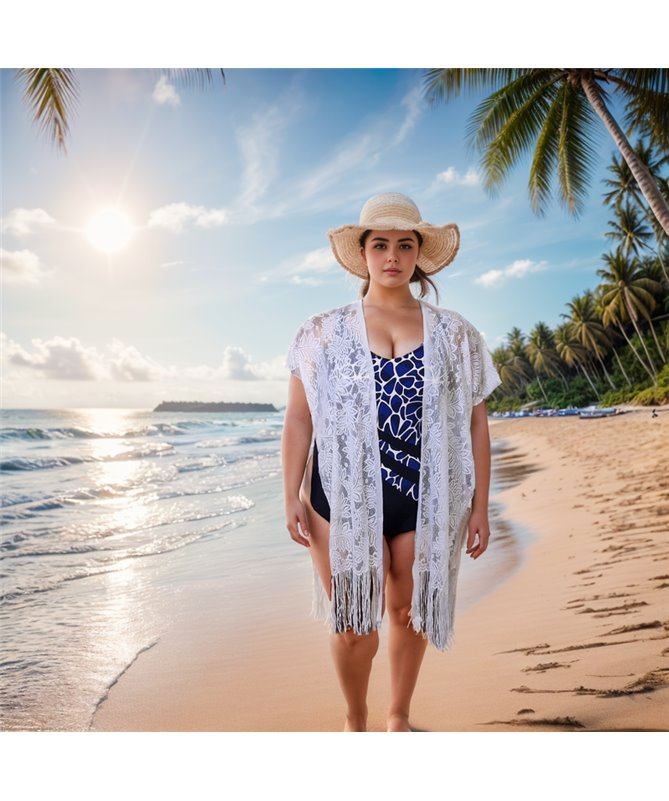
[300,456,390,731]
[385,529,428,732]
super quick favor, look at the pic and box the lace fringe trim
[310,565,383,635]
[408,571,457,652]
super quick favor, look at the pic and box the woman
[281,192,501,732]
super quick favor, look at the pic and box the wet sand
[91,410,669,731]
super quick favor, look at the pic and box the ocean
[0,408,530,732]
[0,407,285,731]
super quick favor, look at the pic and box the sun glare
[86,208,134,253]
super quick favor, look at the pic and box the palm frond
[528,83,564,215]
[556,83,601,217]
[610,69,669,152]
[164,68,226,89]
[468,72,562,195]
[422,68,523,107]
[465,70,559,152]
[16,68,79,153]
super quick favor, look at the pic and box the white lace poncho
[285,298,502,651]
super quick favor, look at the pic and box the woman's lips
[385,269,400,274]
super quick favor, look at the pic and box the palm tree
[602,140,667,212]
[605,202,654,259]
[492,346,517,395]
[14,68,225,153]
[597,248,663,381]
[554,322,601,399]
[562,292,616,389]
[525,322,565,402]
[603,144,669,285]
[423,69,669,235]
[503,327,534,392]
[591,285,633,387]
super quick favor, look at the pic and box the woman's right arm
[281,373,313,548]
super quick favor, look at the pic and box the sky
[0,67,636,409]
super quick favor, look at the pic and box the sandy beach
[91,409,669,732]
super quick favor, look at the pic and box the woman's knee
[334,627,380,652]
[386,600,412,626]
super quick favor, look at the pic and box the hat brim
[328,222,460,278]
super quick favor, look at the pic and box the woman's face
[361,229,420,286]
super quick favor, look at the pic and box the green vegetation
[423,69,668,411]
[483,142,669,412]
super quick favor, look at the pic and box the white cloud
[2,333,106,380]
[1,330,295,385]
[293,86,427,208]
[107,339,173,382]
[236,105,288,210]
[425,166,481,196]
[219,346,287,381]
[474,258,548,287]
[147,202,228,232]
[439,167,480,186]
[392,86,425,147]
[195,209,228,228]
[2,208,55,237]
[256,246,337,285]
[152,75,181,106]
[296,134,378,204]
[289,275,325,286]
[0,249,53,284]
[0,332,171,382]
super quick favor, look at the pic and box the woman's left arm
[466,400,493,560]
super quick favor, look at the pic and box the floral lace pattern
[286,298,502,651]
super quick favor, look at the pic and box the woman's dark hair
[357,229,440,304]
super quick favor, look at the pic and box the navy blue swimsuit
[310,343,424,539]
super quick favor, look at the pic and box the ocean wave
[0,517,244,604]
[0,419,244,443]
[0,442,175,473]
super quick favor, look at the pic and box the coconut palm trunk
[581,75,669,236]
[593,349,617,389]
[645,315,667,362]
[617,319,656,382]
[623,297,659,380]
[611,348,633,387]
[577,358,602,398]
[535,373,549,403]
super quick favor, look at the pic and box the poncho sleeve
[468,325,502,405]
[285,324,304,382]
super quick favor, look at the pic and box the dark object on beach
[579,407,620,419]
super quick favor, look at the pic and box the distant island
[153,401,278,412]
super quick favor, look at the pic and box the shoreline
[90,413,669,731]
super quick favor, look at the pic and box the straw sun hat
[327,192,460,279]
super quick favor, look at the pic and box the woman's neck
[363,285,419,310]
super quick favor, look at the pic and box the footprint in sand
[482,716,585,729]
[510,668,669,697]
[522,661,576,673]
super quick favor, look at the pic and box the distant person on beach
[281,192,501,732]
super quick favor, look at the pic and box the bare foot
[344,710,368,732]
[387,713,412,732]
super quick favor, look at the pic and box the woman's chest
[362,305,424,360]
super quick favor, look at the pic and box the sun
[86,208,134,253]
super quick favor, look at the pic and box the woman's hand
[466,508,490,559]
[285,497,311,548]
